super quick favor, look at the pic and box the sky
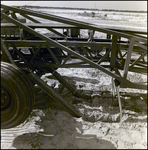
[1,1,147,11]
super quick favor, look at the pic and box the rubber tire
[1,62,35,129]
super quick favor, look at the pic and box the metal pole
[112,77,116,98]
[116,86,122,122]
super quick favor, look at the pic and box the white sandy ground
[1,8,147,149]
[1,67,147,149]
[1,106,147,149]
[1,108,147,149]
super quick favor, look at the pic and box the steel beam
[62,54,72,65]
[123,38,134,78]
[1,39,15,65]
[11,13,17,20]
[28,72,81,118]
[48,67,86,99]
[46,44,61,65]
[1,23,79,29]
[1,23,147,36]
[29,44,43,63]
[3,40,145,52]
[20,13,66,37]
[97,49,111,64]
[1,4,147,43]
[110,35,118,68]
[4,40,146,68]
[117,48,124,66]
[134,41,147,50]
[129,51,147,68]
[11,43,28,64]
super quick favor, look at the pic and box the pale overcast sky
[1,1,147,11]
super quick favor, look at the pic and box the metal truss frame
[1,4,147,90]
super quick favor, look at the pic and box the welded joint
[129,50,147,68]
[114,79,120,87]
[51,69,56,75]
[73,89,78,94]
[1,39,16,65]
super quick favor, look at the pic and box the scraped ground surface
[1,7,147,149]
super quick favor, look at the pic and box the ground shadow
[12,130,116,149]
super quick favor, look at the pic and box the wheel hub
[1,88,11,111]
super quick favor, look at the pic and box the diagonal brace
[123,38,135,78]
[20,13,66,37]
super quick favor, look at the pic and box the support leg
[112,77,116,98]
[116,86,123,122]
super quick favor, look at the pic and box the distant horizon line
[16,5,147,13]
